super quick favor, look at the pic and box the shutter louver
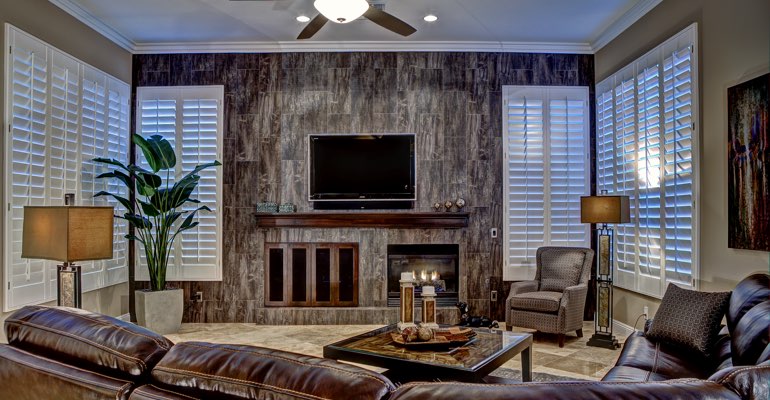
[662,47,694,285]
[503,87,589,280]
[549,97,589,247]
[505,95,545,270]
[613,76,637,275]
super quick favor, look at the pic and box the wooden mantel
[254,212,469,229]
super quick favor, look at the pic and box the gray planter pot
[135,288,183,334]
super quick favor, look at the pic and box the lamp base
[57,263,82,308]
[587,332,619,349]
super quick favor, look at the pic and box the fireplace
[387,244,459,308]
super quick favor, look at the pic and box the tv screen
[309,134,415,201]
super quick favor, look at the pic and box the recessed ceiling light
[297,15,311,23]
[423,14,438,22]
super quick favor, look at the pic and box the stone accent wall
[132,52,594,324]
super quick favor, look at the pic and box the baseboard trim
[613,320,636,339]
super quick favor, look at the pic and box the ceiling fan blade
[362,6,416,37]
[297,14,329,40]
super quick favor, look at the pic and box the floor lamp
[581,193,630,350]
[21,196,114,308]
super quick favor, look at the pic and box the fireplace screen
[387,244,459,307]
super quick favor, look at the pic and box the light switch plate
[490,228,498,238]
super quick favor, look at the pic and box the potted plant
[94,134,220,334]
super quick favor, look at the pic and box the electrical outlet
[643,305,649,319]
[193,291,203,302]
[490,228,498,238]
[491,290,498,302]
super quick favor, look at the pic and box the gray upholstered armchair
[505,246,594,347]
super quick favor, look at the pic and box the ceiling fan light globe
[314,0,369,24]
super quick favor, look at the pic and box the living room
[0,0,768,399]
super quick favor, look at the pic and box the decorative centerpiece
[420,286,439,330]
[398,272,416,331]
[391,326,476,348]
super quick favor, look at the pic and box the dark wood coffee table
[323,324,533,383]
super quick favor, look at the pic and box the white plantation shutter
[135,86,223,282]
[503,86,589,281]
[4,25,130,311]
[595,24,698,297]
[549,96,590,247]
[6,29,50,308]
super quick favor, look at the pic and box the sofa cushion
[538,248,585,292]
[730,300,770,366]
[727,273,770,332]
[602,366,670,382]
[609,332,714,380]
[4,305,173,380]
[150,341,394,400]
[129,385,198,400]
[510,291,562,313]
[646,284,730,358]
[0,344,134,400]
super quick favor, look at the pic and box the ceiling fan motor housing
[314,0,369,24]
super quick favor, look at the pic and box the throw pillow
[646,283,731,358]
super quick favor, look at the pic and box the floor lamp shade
[22,206,114,307]
[580,196,630,224]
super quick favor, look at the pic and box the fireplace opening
[387,244,459,308]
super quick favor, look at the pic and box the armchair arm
[506,280,539,303]
[559,284,588,332]
[560,284,588,309]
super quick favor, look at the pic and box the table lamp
[581,193,630,349]
[21,197,114,308]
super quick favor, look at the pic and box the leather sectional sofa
[0,273,768,400]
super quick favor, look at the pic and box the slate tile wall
[132,51,595,323]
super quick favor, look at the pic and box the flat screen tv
[308,134,416,208]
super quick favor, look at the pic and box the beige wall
[0,0,132,341]
[596,0,770,326]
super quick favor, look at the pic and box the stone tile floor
[165,321,627,381]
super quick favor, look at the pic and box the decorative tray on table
[391,327,477,349]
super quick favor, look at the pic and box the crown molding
[50,0,654,55]
[48,0,135,51]
[132,40,593,54]
[590,0,663,52]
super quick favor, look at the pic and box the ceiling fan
[231,0,417,40]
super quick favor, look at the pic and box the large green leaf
[92,157,130,173]
[124,234,145,245]
[122,213,153,229]
[96,171,131,190]
[177,161,222,183]
[150,175,200,213]
[138,200,160,217]
[94,191,134,213]
[133,134,176,172]
[140,172,162,188]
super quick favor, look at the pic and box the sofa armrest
[389,380,741,400]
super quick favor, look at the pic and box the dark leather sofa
[1,273,768,400]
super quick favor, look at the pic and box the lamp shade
[314,0,369,23]
[22,206,114,262]
[580,196,630,224]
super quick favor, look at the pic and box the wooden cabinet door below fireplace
[265,243,358,307]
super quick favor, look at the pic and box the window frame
[134,85,224,282]
[502,85,591,281]
[595,23,700,298]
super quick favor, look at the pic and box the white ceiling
[49,0,662,53]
